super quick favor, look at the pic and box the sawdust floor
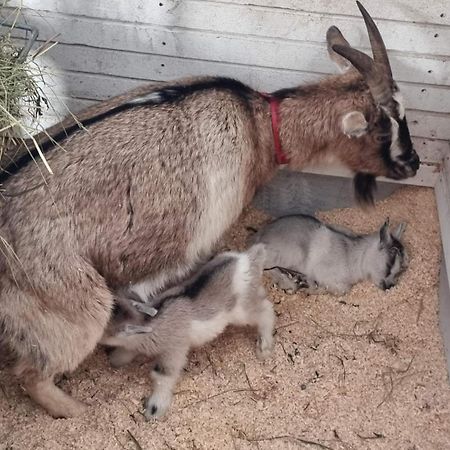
[1,186,450,450]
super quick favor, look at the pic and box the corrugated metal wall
[8,0,450,165]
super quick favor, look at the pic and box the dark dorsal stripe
[142,257,234,317]
[182,257,232,298]
[272,79,367,100]
[0,77,255,184]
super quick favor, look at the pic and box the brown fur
[279,72,389,176]
[0,28,417,417]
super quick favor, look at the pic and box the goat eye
[376,134,391,144]
[389,247,399,256]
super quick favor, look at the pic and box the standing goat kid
[101,245,274,419]
[0,2,419,417]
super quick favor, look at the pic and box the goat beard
[353,172,377,207]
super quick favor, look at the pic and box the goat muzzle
[388,151,420,179]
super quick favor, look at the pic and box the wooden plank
[210,0,450,27]
[252,171,402,217]
[302,162,440,187]
[414,138,449,163]
[14,18,449,88]
[23,96,97,130]
[13,2,450,56]
[439,259,450,375]
[399,84,450,115]
[408,110,450,141]
[46,96,97,113]
[19,40,449,115]
[13,0,450,28]
[435,157,450,372]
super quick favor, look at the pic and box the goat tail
[247,243,266,276]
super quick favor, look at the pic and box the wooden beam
[302,162,441,188]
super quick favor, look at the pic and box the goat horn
[356,1,393,80]
[332,44,393,106]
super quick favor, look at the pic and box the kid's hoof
[144,394,171,420]
[256,337,274,360]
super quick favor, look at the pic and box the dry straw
[0,1,63,176]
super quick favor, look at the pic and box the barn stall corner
[0,1,449,449]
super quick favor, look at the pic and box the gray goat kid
[252,215,407,295]
[101,244,275,419]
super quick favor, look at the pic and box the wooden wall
[6,0,450,172]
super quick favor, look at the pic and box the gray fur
[101,244,275,419]
[253,215,408,295]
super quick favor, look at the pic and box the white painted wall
[6,0,450,165]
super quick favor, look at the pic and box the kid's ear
[392,222,406,239]
[379,217,392,247]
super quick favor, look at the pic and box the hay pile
[0,4,58,173]
[0,33,44,148]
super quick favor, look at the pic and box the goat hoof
[61,399,88,418]
[48,397,88,419]
[256,337,274,361]
[144,395,171,420]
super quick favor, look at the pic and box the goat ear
[379,218,392,246]
[392,222,406,239]
[341,112,368,138]
[327,26,352,72]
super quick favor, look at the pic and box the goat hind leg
[3,267,113,418]
[21,370,87,418]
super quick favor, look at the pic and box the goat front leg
[265,267,309,293]
[303,280,349,297]
[144,347,189,420]
[254,298,275,360]
[265,268,299,293]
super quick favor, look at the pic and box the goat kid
[101,244,274,419]
[0,2,419,417]
[253,215,407,295]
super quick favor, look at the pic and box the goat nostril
[412,153,420,169]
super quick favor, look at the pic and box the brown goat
[0,2,419,417]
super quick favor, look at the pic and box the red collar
[259,92,289,165]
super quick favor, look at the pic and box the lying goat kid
[101,244,275,419]
[253,216,407,295]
